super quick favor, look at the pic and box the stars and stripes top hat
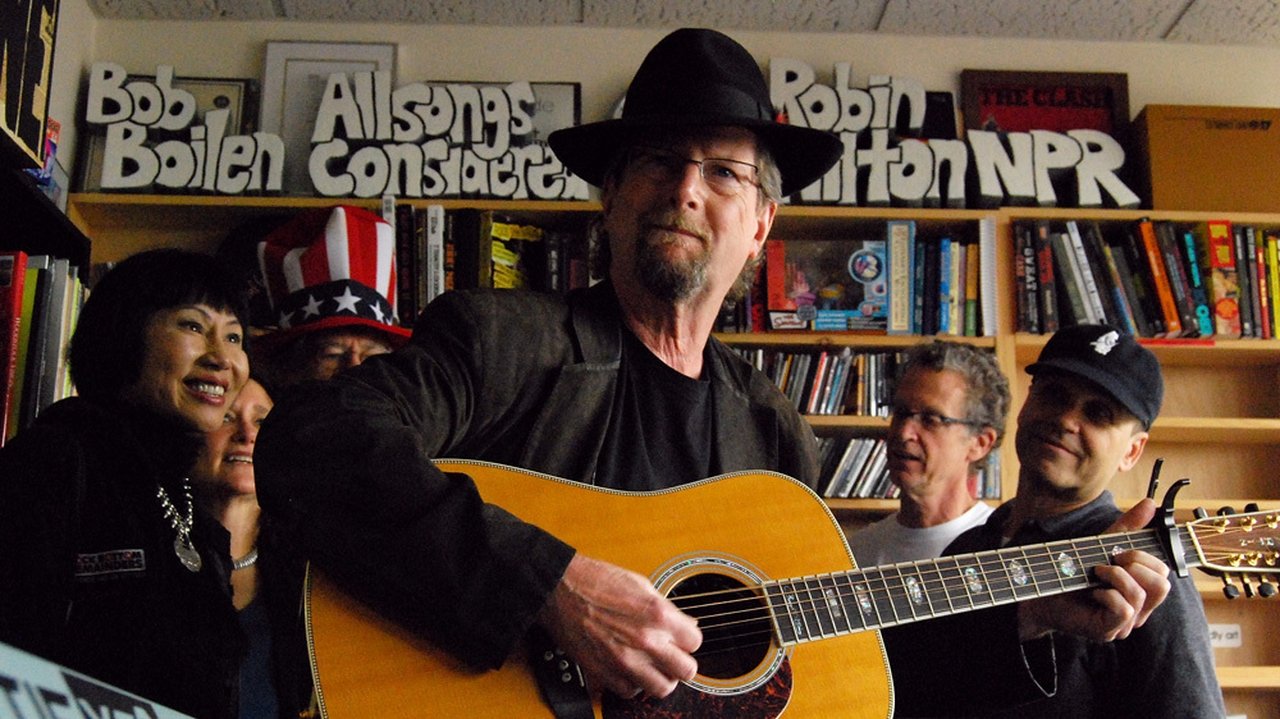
[255,205,412,352]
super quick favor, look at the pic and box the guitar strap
[527,627,594,719]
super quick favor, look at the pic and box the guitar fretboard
[763,525,1192,645]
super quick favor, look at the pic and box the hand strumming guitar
[1017,499,1172,642]
[537,554,702,699]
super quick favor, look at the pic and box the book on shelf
[920,236,941,334]
[1135,218,1183,337]
[1264,230,1274,340]
[849,439,889,499]
[937,237,953,334]
[1201,219,1243,338]
[1176,226,1215,338]
[451,209,495,290]
[1031,221,1060,333]
[1232,225,1255,338]
[392,204,418,325]
[804,351,831,415]
[886,220,915,335]
[0,251,28,446]
[1116,225,1166,337]
[14,256,53,435]
[948,239,965,335]
[1099,231,1150,336]
[1245,226,1267,338]
[1013,222,1039,333]
[1081,221,1137,335]
[1250,228,1271,339]
[424,204,446,307]
[1154,221,1201,337]
[1049,229,1092,326]
[978,216,998,337]
[964,241,980,336]
[1064,221,1107,326]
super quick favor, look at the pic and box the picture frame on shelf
[260,41,397,194]
[77,75,260,193]
[959,69,1130,136]
[2,0,60,170]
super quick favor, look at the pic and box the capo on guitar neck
[1150,463,1191,578]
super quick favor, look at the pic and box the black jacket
[884,491,1225,718]
[255,282,819,671]
[0,398,245,719]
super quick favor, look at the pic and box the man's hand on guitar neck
[537,554,702,699]
[1018,499,1172,642]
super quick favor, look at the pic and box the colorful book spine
[1179,228,1214,338]
[1204,220,1242,338]
[1136,218,1182,337]
[0,251,28,446]
[937,238,952,335]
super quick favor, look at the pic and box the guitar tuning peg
[1218,506,1237,517]
[1259,579,1277,599]
[1245,502,1261,513]
[1194,507,1209,519]
[1222,575,1242,600]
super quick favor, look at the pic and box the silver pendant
[174,537,202,572]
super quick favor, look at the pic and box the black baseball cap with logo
[1026,324,1164,429]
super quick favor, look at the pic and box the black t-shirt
[594,328,715,490]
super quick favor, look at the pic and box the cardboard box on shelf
[1133,105,1280,213]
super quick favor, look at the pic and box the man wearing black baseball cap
[887,324,1224,717]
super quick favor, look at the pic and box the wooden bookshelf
[63,194,1280,708]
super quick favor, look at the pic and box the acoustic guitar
[305,460,1279,718]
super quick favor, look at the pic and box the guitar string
[668,525,1275,650]
[680,522,1273,625]
[677,532,1167,652]
[680,534,1269,660]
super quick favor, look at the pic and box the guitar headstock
[1185,506,1280,599]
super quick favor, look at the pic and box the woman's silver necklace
[156,478,201,572]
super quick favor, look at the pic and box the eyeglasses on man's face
[627,146,761,197]
[890,407,983,431]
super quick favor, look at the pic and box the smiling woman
[0,249,255,719]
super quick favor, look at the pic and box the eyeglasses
[627,147,761,197]
[890,407,983,431]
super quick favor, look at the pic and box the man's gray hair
[900,340,1010,471]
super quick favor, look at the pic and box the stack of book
[1014,217,1280,339]
[733,347,903,417]
[818,437,1001,501]
[1,251,85,446]
[391,206,591,326]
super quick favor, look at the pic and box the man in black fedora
[256,29,1172,710]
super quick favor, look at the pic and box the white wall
[53,19,1280,180]
[46,0,95,170]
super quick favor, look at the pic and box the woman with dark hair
[0,248,251,719]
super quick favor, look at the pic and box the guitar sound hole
[668,573,771,680]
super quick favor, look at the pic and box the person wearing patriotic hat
[252,205,411,388]
[255,30,1172,710]
[885,324,1224,718]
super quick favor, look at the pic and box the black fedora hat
[548,28,843,198]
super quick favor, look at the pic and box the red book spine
[0,251,29,446]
